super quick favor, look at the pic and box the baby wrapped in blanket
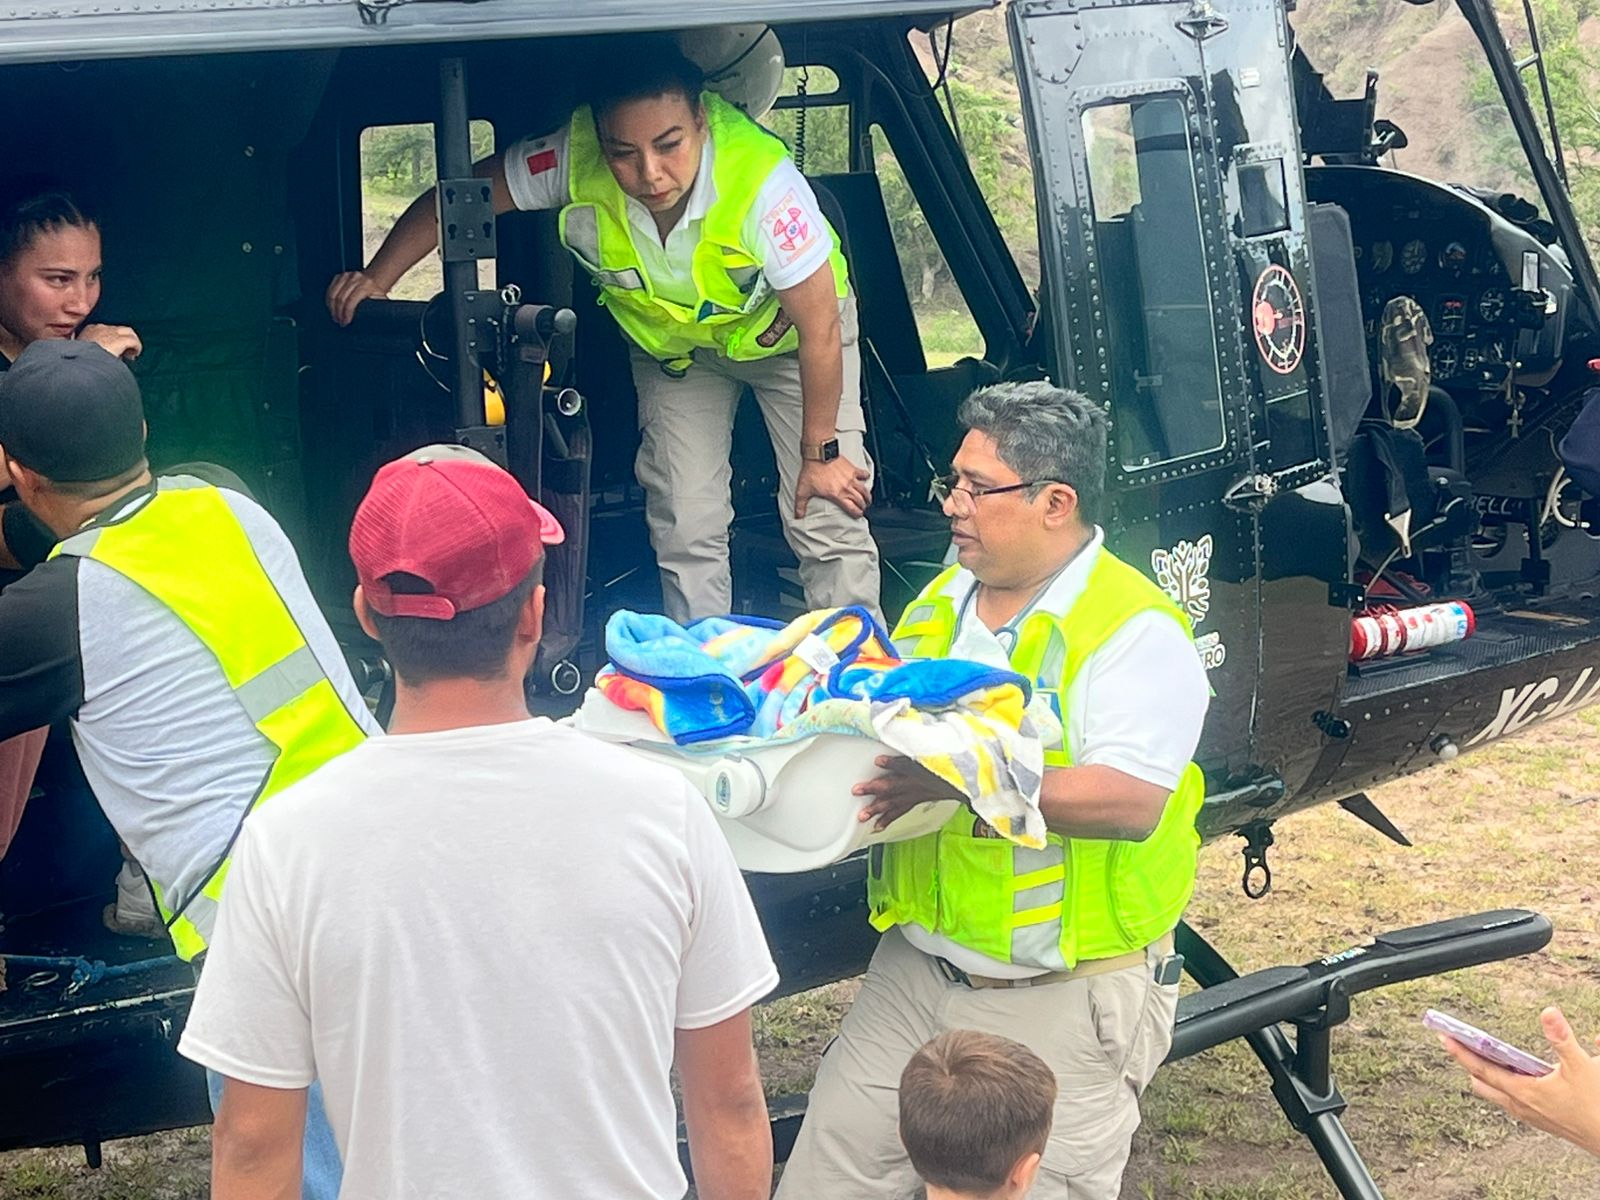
[594,606,1059,848]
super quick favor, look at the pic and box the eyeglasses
[930,473,1064,516]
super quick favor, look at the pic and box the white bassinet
[569,691,962,873]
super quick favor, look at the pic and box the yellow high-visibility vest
[52,478,370,959]
[559,92,849,366]
[870,550,1205,968]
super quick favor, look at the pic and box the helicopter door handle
[1222,472,1279,514]
[1176,0,1229,41]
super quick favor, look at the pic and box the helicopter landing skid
[1171,908,1552,1199]
[708,908,1552,1195]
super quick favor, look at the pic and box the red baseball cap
[350,444,564,620]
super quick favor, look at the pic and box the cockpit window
[1083,98,1227,470]
[1289,3,1537,203]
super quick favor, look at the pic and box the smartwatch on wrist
[801,439,840,463]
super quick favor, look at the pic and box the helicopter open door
[1000,7,1556,1199]
[1008,0,1358,828]
[1007,0,1263,793]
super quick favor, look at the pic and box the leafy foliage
[1513,0,1600,258]
[1459,0,1597,259]
[762,68,1038,336]
[360,121,496,196]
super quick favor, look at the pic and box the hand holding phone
[1423,1009,1554,1077]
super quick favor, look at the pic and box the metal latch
[1222,472,1279,513]
[1177,0,1230,41]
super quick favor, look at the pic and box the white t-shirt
[504,124,834,306]
[898,529,1210,977]
[179,718,779,1200]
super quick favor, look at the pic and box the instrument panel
[1355,231,1514,384]
[1307,166,1572,389]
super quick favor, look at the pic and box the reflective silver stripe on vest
[1014,878,1065,912]
[595,266,646,291]
[1013,842,1065,874]
[561,205,646,292]
[563,204,601,266]
[1011,919,1069,971]
[1010,840,1068,967]
[56,526,102,557]
[741,272,773,314]
[179,891,221,947]
[235,644,327,723]
[1036,624,1068,692]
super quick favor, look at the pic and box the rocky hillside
[937,0,1599,252]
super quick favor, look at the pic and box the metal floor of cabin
[0,893,188,1023]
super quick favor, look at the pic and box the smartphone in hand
[1424,1009,1554,1077]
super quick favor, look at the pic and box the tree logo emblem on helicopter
[1152,535,1214,625]
[1251,263,1307,375]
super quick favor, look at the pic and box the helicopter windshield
[1288,0,1578,225]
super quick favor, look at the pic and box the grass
[8,711,1600,1197]
[1115,708,1600,1198]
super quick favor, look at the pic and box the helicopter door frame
[1199,0,1354,802]
[1007,0,1260,784]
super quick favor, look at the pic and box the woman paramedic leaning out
[326,42,882,624]
[0,183,143,863]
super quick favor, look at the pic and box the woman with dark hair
[328,41,881,624]
[0,185,140,368]
[0,185,141,878]
[0,183,144,574]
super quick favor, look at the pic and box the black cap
[0,340,145,483]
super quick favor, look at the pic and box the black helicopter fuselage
[0,0,1595,1172]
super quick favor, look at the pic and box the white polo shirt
[898,528,1210,977]
[503,124,834,307]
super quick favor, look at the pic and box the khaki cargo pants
[631,294,882,623]
[776,927,1180,1200]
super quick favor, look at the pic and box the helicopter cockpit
[1289,0,1599,614]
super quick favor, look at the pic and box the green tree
[763,73,1039,317]
[1471,0,1600,260]
[360,120,497,196]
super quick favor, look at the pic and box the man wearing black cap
[0,337,155,922]
[0,338,380,1200]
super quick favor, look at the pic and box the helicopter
[0,1,1594,1196]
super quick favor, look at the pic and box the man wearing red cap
[180,445,781,1200]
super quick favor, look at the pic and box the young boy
[899,1030,1059,1199]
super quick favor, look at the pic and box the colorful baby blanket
[597,606,1058,847]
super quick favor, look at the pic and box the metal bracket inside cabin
[437,177,497,264]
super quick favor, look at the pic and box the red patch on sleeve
[763,188,819,261]
[524,148,557,177]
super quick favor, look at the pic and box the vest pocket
[1103,840,1149,947]
[934,819,1068,967]
[1103,807,1197,950]
[867,836,938,932]
[935,822,1019,962]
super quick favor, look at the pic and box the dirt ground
[4,712,1600,1198]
